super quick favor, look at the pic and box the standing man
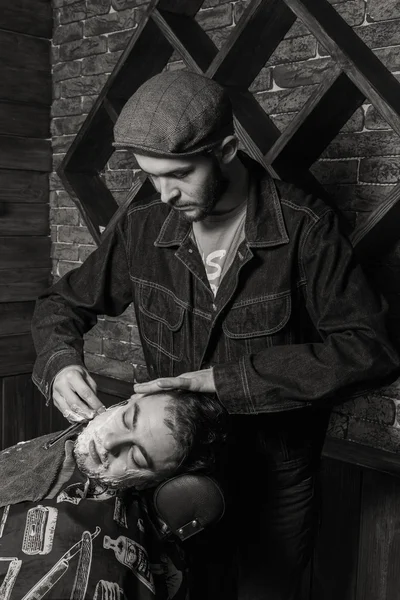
[32,71,400,599]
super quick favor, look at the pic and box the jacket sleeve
[31,221,133,402]
[213,210,400,414]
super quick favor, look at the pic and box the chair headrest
[153,473,225,541]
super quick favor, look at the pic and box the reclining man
[0,390,226,600]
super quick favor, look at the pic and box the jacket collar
[154,153,289,248]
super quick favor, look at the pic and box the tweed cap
[113,71,234,158]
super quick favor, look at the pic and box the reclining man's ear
[153,473,225,542]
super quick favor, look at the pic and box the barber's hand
[133,368,216,395]
[52,365,106,423]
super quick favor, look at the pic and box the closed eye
[130,446,148,469]
[122,403,139,431]
[129,447,138,467]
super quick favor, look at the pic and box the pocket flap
[223,293,291,338]
[139,285,185,331]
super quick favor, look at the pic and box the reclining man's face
[73,394,178,489]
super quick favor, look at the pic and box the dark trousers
[187,408,331,600]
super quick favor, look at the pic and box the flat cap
[113,70,234,158]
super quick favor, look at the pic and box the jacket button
[212,303,217,311]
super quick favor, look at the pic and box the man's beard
[73,426,109,480]
[178,159,229,223]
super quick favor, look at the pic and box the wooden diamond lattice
[58,0,400,258]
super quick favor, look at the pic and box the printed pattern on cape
[0,469,188,600]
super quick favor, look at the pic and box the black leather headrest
[153,473,225,541]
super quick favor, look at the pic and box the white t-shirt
[192,200,247,296]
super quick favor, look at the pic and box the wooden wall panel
[311,459,362,600]
[0,301,35,336]
[0,136,52,172]
[0,170,49,203]
[0,0,52,38]
[356,470,400,600]
[0,30,50,72]
[0,373,52,450]
[0,268,50,302]
[0,1,51,384]
[0,101,50,139]
[0,334,36,376]
[0,64,51,106]
[0,237,51,268]
[309,442,400,600]
[0,203,49,236]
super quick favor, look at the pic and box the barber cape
[0,434,188,600]
[0,432,71,507]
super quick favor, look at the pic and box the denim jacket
[32,157,399,414]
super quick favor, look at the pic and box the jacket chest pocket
[138,285,185,363]
[222,292,292,360]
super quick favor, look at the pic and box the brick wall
[51,0,400,453]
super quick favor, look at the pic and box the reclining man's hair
[163,390,228,476]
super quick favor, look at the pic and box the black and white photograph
[1,1,400,598]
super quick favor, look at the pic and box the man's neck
[211,156,249,217]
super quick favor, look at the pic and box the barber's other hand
[133,368,216,395]
[52,365,106,423]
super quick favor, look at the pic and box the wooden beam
[103,98,119,125]
[265,66,365,169]
[101,174,152,242]
[0,101,50,139]
[0,203,49,236]
[352,183,400,257]
[152,9,218,73]
[283,0,400,136]
[62,103,115,173]
[323,436,400,479]
[0,169,49,203]
[227,89,334,203]
[60,171,119,243]
[0,136,51,172]
[156,0,205,16]
[0,268,50,302]
[230,89,281,161]
[207,0,296,87]
[0,236,51,268]
[104,17,174,104]
[0,0,52,38]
